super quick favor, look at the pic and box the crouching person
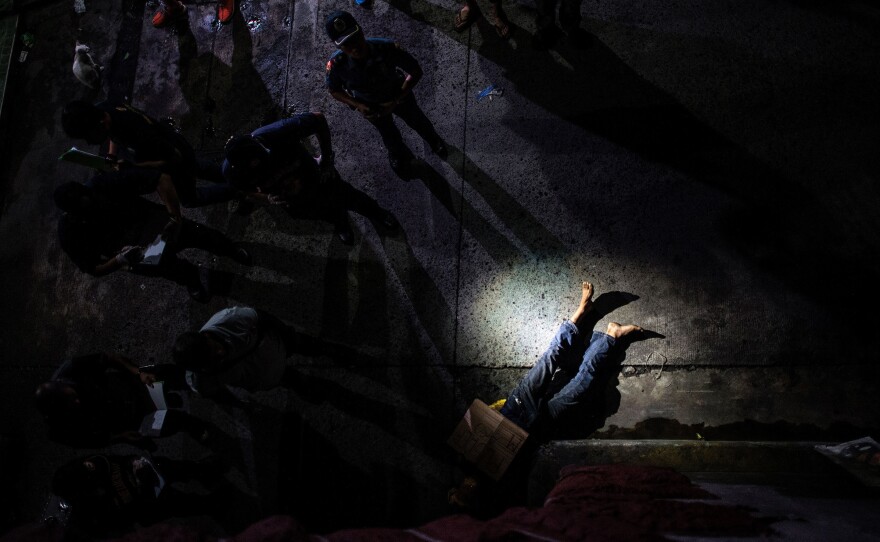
[172,306,322,397]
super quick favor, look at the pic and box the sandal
[488,3,510,39]
[454,4,481,32]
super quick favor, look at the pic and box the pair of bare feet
[570,281,641,339]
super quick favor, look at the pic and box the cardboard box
[448,399,529,480]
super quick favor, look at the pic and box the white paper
[139,410,167,437]
[146,381,166,410]
[141,235,167,265]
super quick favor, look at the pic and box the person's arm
[155,174,183,222]
[309,113,334,162]
[92,256,126,276]
[326,58,375,117]
[104,352,157,386]
[241,189,287,207]
[300,112,335,179]
[377,45,423,117]
[329,88,374,117]
[394,50,423,99]
[91,246,144,276]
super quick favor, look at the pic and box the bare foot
[605,322,642,339]
[570,281,594,326]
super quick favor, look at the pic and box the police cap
[326,10,361,46]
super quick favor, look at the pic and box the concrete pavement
[1,0,879,535]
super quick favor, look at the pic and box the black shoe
[432,140,448,159]
[380,210,399,230]
[231,245,253,266]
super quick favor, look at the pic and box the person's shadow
[385,0,880,330]
[175,8,279,149]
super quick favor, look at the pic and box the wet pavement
[1,0,879,536]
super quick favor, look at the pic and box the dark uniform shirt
[58,194,167,275]
[46,354,154,448]
[222,113,324,195]
[325,38,420,104]
[98,102,195,174]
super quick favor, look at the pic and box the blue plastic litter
[476,84,504,102]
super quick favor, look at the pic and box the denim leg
[545,331,616,421]
[394,95,442,147]
[368,114,412,159]
[500,320,583,431]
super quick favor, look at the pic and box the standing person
[222,112,398,244]
[324,10,447,176]
[54,177,251,302]
[453,0,510,39]
[172,306,322,397]
[34,352,211,449]
[152,0,235,28]
[500,280,642,434]
[532,0,590,50]
[61,100,237,213]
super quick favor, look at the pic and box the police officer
[324,10,447,175]
[222,112,398,244]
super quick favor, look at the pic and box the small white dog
[72,42,102,89]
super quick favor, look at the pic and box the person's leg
[176,220,251,265]
[536,0,558,32]
[368,114,413,165]
[545,321,641,422]
[393,95,446,155]
[487,0,510,38]
[558,0,583,33]
[533,0,560,49]
[189,158,238,206]
[138,254,208,302]
[153,0,186,28]
[135,256,197,287]
[454,0,481,31]
[499,282,594,430]
[499,320,583,431]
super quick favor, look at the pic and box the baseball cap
[326,10,361,45]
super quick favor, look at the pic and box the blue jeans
[500,320,616,432]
